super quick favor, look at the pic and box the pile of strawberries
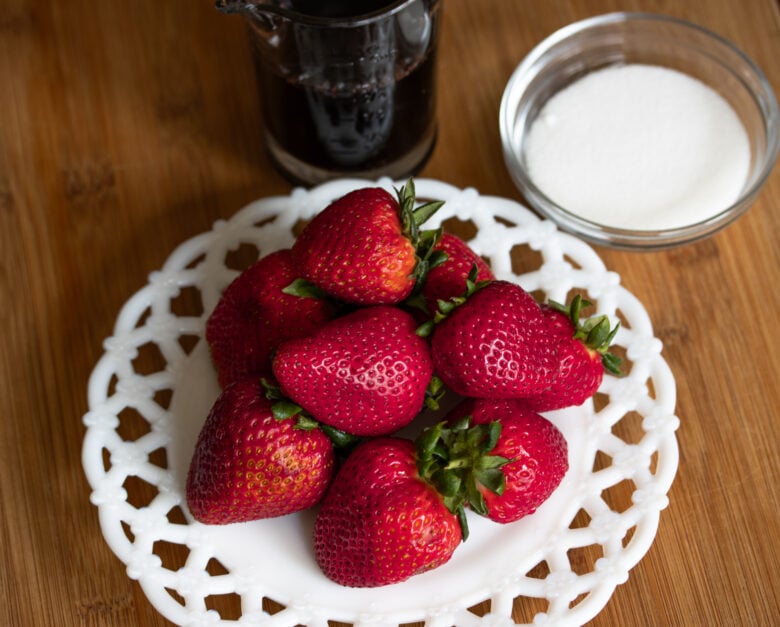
[186,181,621,588]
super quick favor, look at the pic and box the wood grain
[1,0,779,625]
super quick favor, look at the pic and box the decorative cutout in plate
[82,179,679,627]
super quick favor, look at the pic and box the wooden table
[2,0,779,625]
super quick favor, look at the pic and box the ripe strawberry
[291,180,443,305]
[314,415,526,586]
[444,398,568,523]
[272,306,434,436]
[429,280,559,399]
[313,437,462,587]
[186,379,335,524]
[205,249,336,388]
[421,233,494,314]
[524,295,622,412]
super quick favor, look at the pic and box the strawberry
[523,295,622,412]
[428,280,559,399]
[205,249,337,388]
[186,379,335,524]
[271,305,434,436]
[445,398,569,523]
[420,233,495,314]
[291,180,443,305]
[314,415,529,587]
[313,437,462,587]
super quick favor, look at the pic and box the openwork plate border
[83,179,679,627]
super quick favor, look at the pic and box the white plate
[82,179,679,627]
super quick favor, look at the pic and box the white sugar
[524,64,750,230]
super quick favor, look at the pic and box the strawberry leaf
[548,295,623,376]
[483,421,501,453]
[465,422,490,450]
[411,230,447,289]
[394,178,446,294]
[603,322,621,347]
[585,316,612,347]
[465,477,488,516]
[405,292,431,316]
[431,468,462,497]
[293,414,320,431]
[436,299,457,316]
[602,351,623,375]
[476,454,513,470]
[475,467,506,496]
[422,264,491,327]
[415,421,443,461]
[427,248,449,271]
[282,278,328,299]
[261,378,284,400]
[448,415,472,434]
[397,179,416,236]
[414,416,510,541]
[424,375,446,411]
[263,378,362,444]
[415,319,435,337]
[455,506,470,541]
[272,400,303,420]
[412,200,445,227]
[319,424,361,449]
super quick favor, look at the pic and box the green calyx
[548,294,623,376]
[415,264,490,337]
[281,278,329,300]
[261,379,360,449]
[396,179,448,290]
[415,416,513,541]
[423,375,446,411]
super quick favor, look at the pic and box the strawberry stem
[548,294,623,376]
[414,417,512,541]
[394,179,447,293]
[261,378,360,448]
[396,178,445,236]
[414,264,491,337]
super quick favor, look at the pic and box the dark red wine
[253,40,437,175]
[244,0,439,182]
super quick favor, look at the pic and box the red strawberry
[186,379,335,524]
[429,280,559,399]
[313,437,462,587]
[524,295,622,412]
[205,249,336,388]
[272,306,434,436]
[291,181,443,305]
[445,398,569,523]
[421,233,495,313]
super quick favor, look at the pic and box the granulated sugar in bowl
[500,12,780,250]
[524,64,750,231]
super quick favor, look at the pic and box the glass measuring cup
[217,0,442,185]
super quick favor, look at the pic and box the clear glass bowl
[500,12,780,250]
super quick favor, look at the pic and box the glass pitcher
[217,0,442,185]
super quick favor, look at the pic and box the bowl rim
[499,11,780,250]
